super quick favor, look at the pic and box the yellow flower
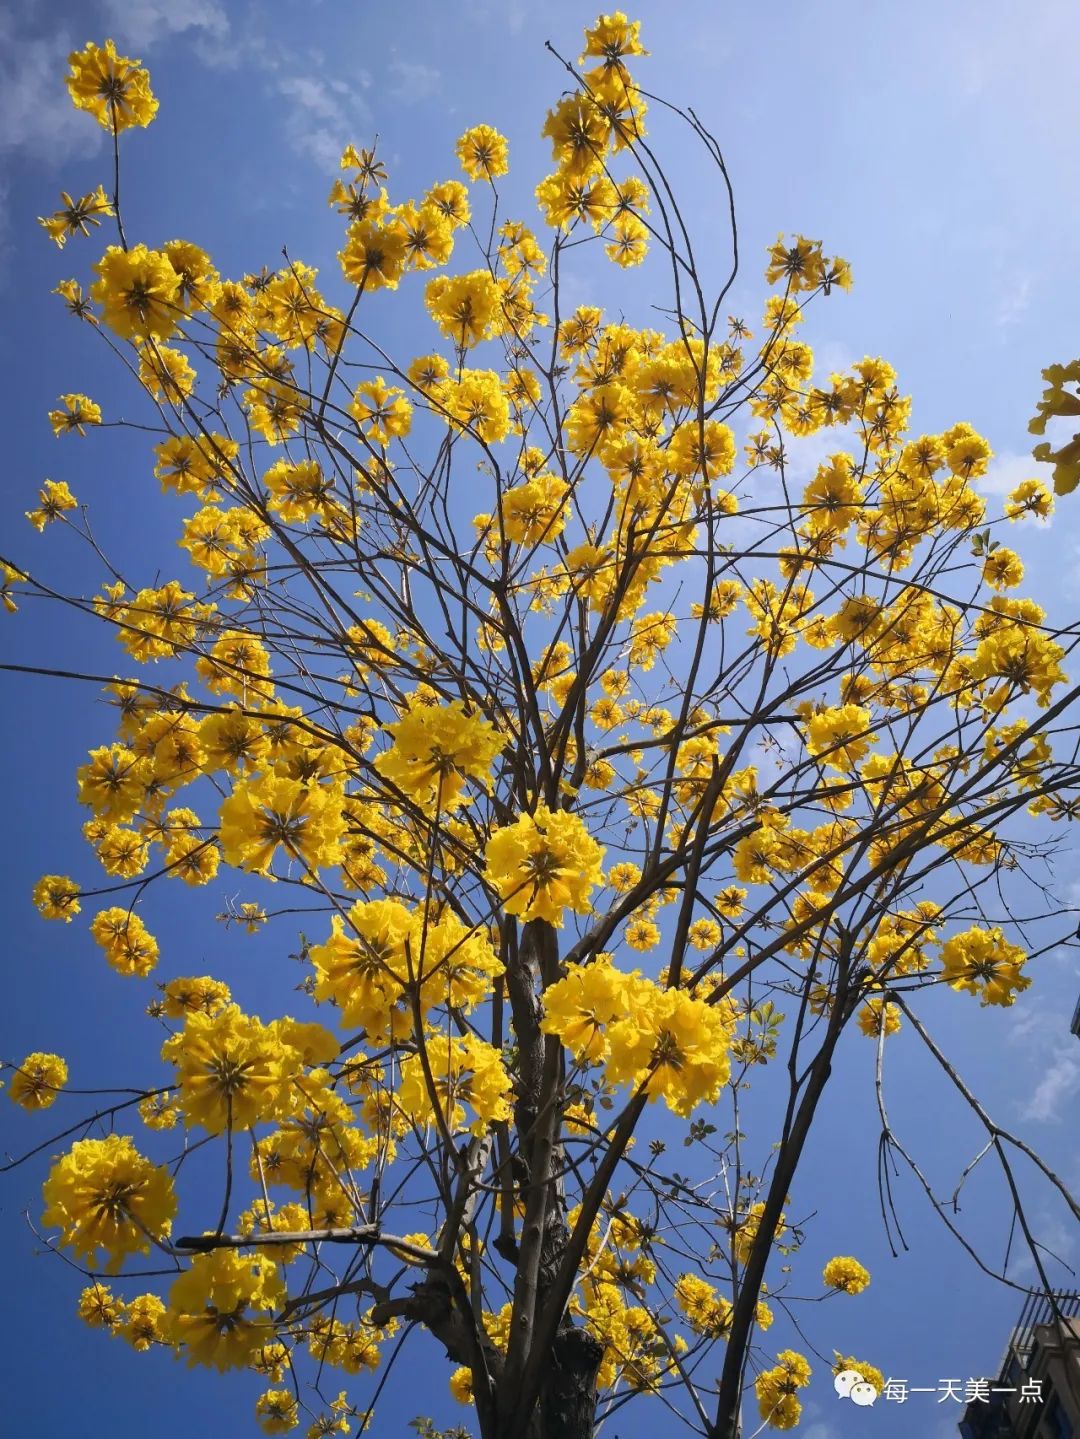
[398,1032,512,1136]
[1004,477,1054,521]
[485,805,604,925]
[90,907,159,976]
[256,1389,300,1434]
[856,998,901,1039]
[161,1003,318,1133]
[604,986,736,1116]
[732,1200,787,1264]
[38,186,114,248]
[78,1282,123,1330]
[425,270,505,347]
[832,1354,884,1395]
[350,377,413,444]
[541,959,633,1065]
[805,704,875,771]
[7,1051,68,1109]
[243,378,308,444]
[441,369,512,442]
[138,343,195,402]
[624,915,660,951]
[77,743,150,821]
[120,1293,167,1350]
[765,233,825,291]
[456,124,509,181]
[165,1249,284,1370]
[939,925,1029,1006]
[755,1351,811,1430]
[338,216,409,292]
[2,562,26,614]
[982,547,1024,590]
[218,774,345,876]
[499,472,570,545]
[32,874,81,922]
[823,1255,871,1294]
[49,393,102,436]
[374,696,504,810]
[91,244,182,341]
[580,12,649,64]
[159,975,232,1018]
[42,1134,176,1271]
[310,900,414,1042]
[674,1273,733,1339]
[66,40,158,131]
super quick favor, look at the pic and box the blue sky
[2,2,1080,1438]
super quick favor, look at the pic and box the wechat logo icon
[835,1369,879,1407]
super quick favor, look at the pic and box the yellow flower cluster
[310,901,503,1042]
[541,960,736,1116]
[397,1032,512,1136]
[822,1255,871,1294]
[26,479,78,530]
[218,773,346,876]
[161,1004,337,1132]
[374,695,504,810]
[32,873,81,922]
[89,907,159,976]
[66,40,157,131]
[485,805,604,924]
[42,1134,177,1270]
[755,1350,812,1431]
[166,1249,285,1370]
[7,1051,69,1109]
[939,925,1029,1006]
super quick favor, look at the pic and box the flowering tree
[4,14,1080,1439]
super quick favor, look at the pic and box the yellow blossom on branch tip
[456,124,509,181]
[66,40,158,131]
[38,186,113,248]
[42,1134,176,1271]
[7,1052,69,1109]
[32,874,81,922]
[823,1255,871,1294]
[49,393,101,436]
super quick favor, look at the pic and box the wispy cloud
[465,0,527,34]
[1007,1206,1078,1283]
[975,449,1038,498]
[389,59,441,105]
[995,273,1032,331]
[1020,1048,1080,1122]
[275,72,372,172]
[98,0,229,51]
[0,14,101,164]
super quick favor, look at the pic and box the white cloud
[975,449,1039,498]
[0,15,101,164]
[275,73,373,173]
[389,59,441,104]
[98,0,229,51]
[1006,1004,1045,1048]
[1020,1048,1080,1122]
[782,425,845,483]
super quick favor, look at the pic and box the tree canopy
[4,12,1080,1439]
